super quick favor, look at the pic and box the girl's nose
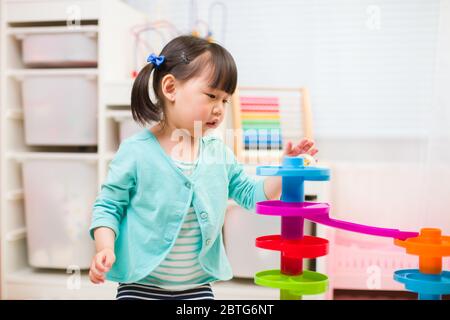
[212,105,223,116]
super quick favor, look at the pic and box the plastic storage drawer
[20,31,97,67]
[21,75,98,146]
[22,159,97,269]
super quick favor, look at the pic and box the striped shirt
[137,155,217,291]
[116,283,214,300]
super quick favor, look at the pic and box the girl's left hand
[282,138,318,158]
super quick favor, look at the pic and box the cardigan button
[184,181,192,188]
[206,239,211,246]
[200,212,208,220]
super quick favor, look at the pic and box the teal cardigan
[89,129,268,283]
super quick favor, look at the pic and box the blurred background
[0,0,449,300]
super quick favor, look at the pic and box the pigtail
[131,63,161,126]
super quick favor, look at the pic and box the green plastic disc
[254,269,328,295]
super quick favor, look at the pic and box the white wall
[124,0,440,160]
[123,0,450,232]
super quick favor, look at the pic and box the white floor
[4,267,329,300]
[212,278,279,300]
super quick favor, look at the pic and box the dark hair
[131,35,238,126]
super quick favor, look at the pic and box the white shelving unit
[0,0,149,299]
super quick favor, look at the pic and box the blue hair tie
[147,53,165,69]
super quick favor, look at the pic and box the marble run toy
[254,156,449,300]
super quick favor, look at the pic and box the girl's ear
[161,74,177,102]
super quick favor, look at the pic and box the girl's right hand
[89,248,116,284]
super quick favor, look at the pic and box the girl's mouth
[206,121,218,128]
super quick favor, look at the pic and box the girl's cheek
[198,105,211,118]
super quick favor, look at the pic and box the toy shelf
[0,0,149,299]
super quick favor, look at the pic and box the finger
[91,260,105,278]
[283,141,293,155]
[309,148,318,156]
[90,259,105,281]
[95,255,107,272]
[90,265,105,280]
[104,253,115,270]
[89,271,101,284]
[89,271,98,284]
[285,140,293,151]
[291,139,307,153]
[92,275,104,284]
[298,138,310,148]
[300,138,313,148]
[89,270,104,284]
[300,141,315,154]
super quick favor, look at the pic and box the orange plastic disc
[395,228,450,274]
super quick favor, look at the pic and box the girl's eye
[206,93,216,99]
[223,99,231,105]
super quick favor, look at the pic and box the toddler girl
[89,35,317,300]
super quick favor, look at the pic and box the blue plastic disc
[257,157,330,181]
[394,269,450,296]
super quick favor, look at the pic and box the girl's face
[165,69,231,137]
